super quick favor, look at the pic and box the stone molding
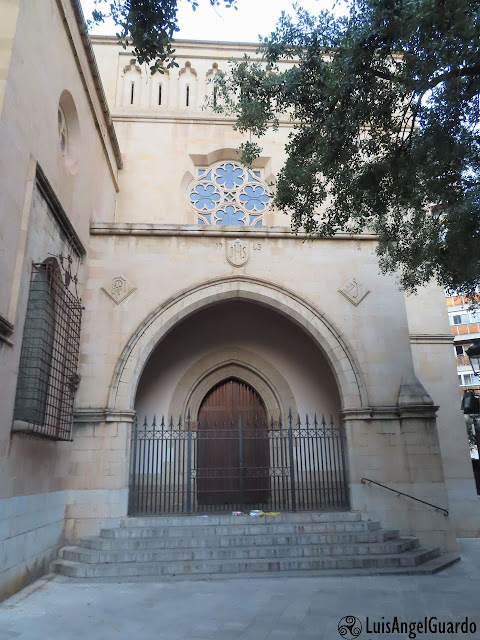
[341,404,438,421]
[74,408,136,423]
[90,36,297,62]
[168,349,298,421]
[397,404,439,419]
[410,334,453,344]
[90,222,378,241]
[109,276,369,412]
[189,149,270,169]
[74,404,438,425]
[342,374,438,421]
[110,113,295,127]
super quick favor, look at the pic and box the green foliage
[87,0,236,74]
[213,0,480,298]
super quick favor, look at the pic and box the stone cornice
[110,113,293,127]
[396,404,439,419]
[410,334,453,344]
[90,36,297,62]
[90,222,378,241]
[342,404,439,421]
[74,408,136,423]
[75,405,439,424]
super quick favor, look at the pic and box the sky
[80,0,340,43]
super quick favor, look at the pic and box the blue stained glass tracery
[214,163,244,189]
[239,185,269,211]
[190,183,221,211]
[215,206,245,226]
[189,161,270,226]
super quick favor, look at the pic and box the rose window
[189,162,270,226]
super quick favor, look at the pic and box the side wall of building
[0,0,118,600]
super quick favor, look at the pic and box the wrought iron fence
[128,412,349,515]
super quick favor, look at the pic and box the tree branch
[359,63,480,93]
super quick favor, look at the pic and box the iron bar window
[12,260,82,441]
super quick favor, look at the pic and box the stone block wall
[0,491,66,601]
[347,413,456,551]
[0,0,119,600]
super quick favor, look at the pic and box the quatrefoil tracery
[189,161,270,226]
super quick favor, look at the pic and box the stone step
[54,553,459,580]
[120,511,362,528]
[81,528,400,551]
[60,537,419,564]
[52,546,441,578]
[100,520,381,539]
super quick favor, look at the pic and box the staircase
[53,512,459,579]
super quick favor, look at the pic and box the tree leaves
[87,0,237,74]
[213,0,480,299]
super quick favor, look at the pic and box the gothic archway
[109,276,368,412]
[168,348,297,422]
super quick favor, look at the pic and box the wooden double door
[197,378,270,507]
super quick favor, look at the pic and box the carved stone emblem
[339,277,370,306]
[102,275,136,304]
[226,238,249,267]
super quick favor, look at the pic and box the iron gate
[128,412,349,515]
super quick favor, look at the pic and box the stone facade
[0,0,119,599]
[0,0,479,600]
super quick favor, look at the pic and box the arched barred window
[189,161,270,226]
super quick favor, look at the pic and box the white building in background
[446,292,480,391]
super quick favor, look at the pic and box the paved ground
[1,539,480,640]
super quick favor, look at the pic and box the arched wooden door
[197,379,269,507]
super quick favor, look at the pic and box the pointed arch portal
[124,276,358,515]
[110,276,368,414]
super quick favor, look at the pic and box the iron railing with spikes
[128,410,349,515]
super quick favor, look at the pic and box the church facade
[0,0,479,599]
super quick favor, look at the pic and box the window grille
[13,260,82,441]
